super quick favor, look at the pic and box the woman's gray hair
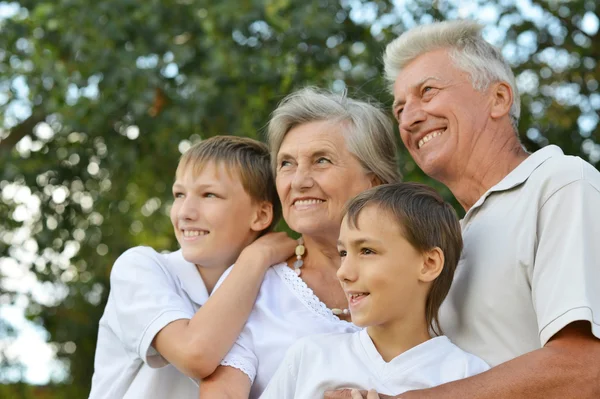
[383,20,520,131]
[267,87,401,184]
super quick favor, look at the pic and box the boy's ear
[418,247,444,283]
[250,201,273,232]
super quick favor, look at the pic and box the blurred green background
[0,0,598,397]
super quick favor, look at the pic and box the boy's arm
[153,232,295,379]
[198,365,252,398]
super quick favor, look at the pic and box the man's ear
[250,201,273,232]
[489,81,513,120]
[418,247,444,283]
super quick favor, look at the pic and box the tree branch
[0,111,46,155]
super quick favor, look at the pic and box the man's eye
[339,250,347,257]
[316,157,331,164]
[204,193,217,198]
[279,160,291,168]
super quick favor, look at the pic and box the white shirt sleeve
[463,352,490,377]
[533,178,600,345]
[220,326,259,383]
[109,247,194,367]
[258,341,302,399]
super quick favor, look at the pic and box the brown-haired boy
[262,182,489,398]
[90,136,295,399]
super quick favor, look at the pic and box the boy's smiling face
[336,205,428,329]
[170,161,267,270]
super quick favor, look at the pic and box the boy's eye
[338,249,347,257]
[360,248,375,255]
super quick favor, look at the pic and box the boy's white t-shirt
[260,329,490,399]
[89,246,225,399]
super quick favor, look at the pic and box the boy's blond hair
[177,136,281,232]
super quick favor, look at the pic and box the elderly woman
[199,87,401,398]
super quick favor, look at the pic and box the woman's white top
[260,329,490,399]
[220,263,360,398]
[89,246,224,399]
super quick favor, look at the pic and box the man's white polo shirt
[89,246,217,399]
[439,145,600,367]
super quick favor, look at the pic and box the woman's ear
[250,201,273,232]
[418,247,444,283]
[369,173,383,188]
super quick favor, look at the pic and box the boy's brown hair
[177,135,281,233]
[343,182,462,336]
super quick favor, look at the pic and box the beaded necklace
[294,237,350,317]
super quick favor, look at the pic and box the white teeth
[295,199,324,206]
[350,293,367,299]
[182,230,208,237]
[418,129,444,149]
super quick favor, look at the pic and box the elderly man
[328,19,600,399]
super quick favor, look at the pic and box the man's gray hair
[267,87,401,184]
[383,20,520,130]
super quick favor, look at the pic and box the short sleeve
[109,247,194,367]
[259,341,302,399]
[463,353,490,377]
[533,179,600,345]
[220,324,259,383]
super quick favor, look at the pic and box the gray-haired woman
[199,87,401,398]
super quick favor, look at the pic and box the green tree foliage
[0,0,597,396]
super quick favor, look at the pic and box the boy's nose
[178,198,199,220]
[336,257,357,283]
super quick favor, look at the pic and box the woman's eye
[204,193,217,198]
[339,250,347,257]
[173,192,184,199]
[316,157,331,164]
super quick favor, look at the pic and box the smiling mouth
[182,229,209,238]
[293,199,325,208]
[348,292,369,305]
[417,129,445,149]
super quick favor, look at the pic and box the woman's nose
[291,164,314,191]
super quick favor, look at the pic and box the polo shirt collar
[466,145,563,216]
[167,250,210,305]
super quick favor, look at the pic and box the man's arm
[326,321,600,399]
[153,232,295,379]
[199,365,251,398]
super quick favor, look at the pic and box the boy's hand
[238,232,296,268]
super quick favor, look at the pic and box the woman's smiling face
[275,120,376,238]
